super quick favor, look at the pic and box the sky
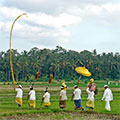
[0,0,120,53]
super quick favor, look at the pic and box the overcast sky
[0,0,120,53]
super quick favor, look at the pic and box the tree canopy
[0,46,120,82]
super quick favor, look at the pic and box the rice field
[0,81,120,120]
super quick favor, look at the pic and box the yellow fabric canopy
[75,66,91,77]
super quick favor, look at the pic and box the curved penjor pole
[9,13,27,85]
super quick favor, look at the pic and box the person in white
[27,86,36,108]
[71,85,84,110]
[28,86,36,100]
[14,85,23,107]
[101,85,113,111]
[59,86,67,108]
[42,89,51,107]
[86,88,95,109]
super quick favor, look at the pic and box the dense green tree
[0,46,120,82]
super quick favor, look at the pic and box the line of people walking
[14,79,113,111]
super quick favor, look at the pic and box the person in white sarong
[101,85,113,111]
[86,88,95,110]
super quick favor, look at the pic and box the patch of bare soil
[1,111,120,120]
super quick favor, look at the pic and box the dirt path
[1,111,120,120]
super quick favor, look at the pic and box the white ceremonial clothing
[43,92,50,103]
[73,88,81,100]
[60,90,67,101]
[105,101,111,111]
[16,88,23,98]
[29,90,36,100]
[102,88,113,111]
[86,88,94,101]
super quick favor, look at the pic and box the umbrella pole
[46,84,49,90]
[77,75,82,86]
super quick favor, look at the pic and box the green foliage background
[0,46,120,82]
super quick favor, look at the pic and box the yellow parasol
[9,13,27,85]
[75,66,91,85]
[75,66,91,77]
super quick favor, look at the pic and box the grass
[1,80,120,88]
[0,81,120,119]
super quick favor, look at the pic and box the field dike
[0,111,120,120]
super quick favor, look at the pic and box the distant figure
[14,85,23,107]
[101,85,113,111]
[42,89,51,107]
[71,85,84,110]
[108,81,111,85]
[59,86,67,109]
[115,82,118,86]
[86,88,95,110]
[27,86,36,108]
